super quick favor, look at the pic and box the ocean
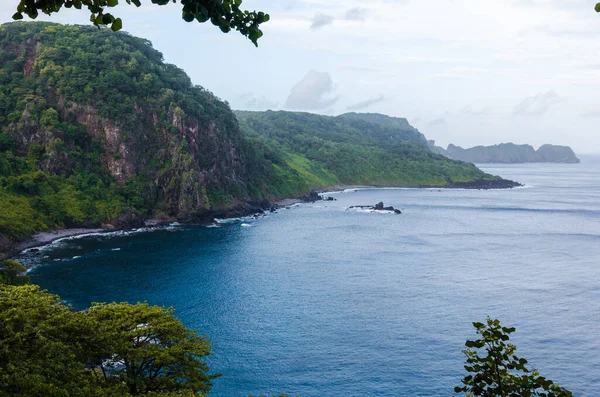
[19,158,600,396]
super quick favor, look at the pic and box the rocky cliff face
[1,22,252,222]
[440,143,580,164]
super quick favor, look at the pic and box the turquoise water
[21,160,600,396]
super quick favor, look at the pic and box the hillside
[237,110,517,188]
[431,142,580,164]
[0,22,517,255]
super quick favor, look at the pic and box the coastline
[17,228,107,253]
[6,178,520,259]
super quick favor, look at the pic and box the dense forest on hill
[237,110,503,187]
[0,22,515,252]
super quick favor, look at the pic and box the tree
[0,259,29,285]
[86,302,218,395]
[0,284,217,396]
[455,317,572,397]
[597,3,600,12]
[12,0,270,46]
[0,284,99,396]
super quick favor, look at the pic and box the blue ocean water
[22,159,600,396]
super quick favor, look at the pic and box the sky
[1,0,599,153]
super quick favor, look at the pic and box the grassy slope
[237,110,502,189]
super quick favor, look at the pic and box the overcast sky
[2,0,599,153]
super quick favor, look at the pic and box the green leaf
[111,18,123,31]
[596,3,600,12]
[12,12,24,20]
[107,0,119,6]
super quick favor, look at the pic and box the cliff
[0,22,518,256]
[435,143,580,164]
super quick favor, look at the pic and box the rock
[349,202,401,214]
[302,191,322,203]
[324,196,336,201]
[112,211,145,228]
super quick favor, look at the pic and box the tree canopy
[0,282,217,396]
[455,317,572,397]
[12,0,269,45]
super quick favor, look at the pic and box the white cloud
[513,91,562,116]
[285,70,340,110]
[233,93,279,111]
[346,94,386,110]
[310,13,334,29]
[345,7,369,21]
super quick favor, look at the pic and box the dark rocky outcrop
[301,191,323,203]
[349,202,402,214]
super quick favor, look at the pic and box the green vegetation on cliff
[238,110,502,188]
[0,22,515,249]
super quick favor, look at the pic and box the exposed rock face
[2,23,250,221]
[439,143,580,164]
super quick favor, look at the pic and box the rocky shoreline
[2,194,319,259]
[3,178,520,259]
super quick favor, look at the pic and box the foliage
[13,0,269,45]
[0,22,251,241]
[0,284,99,396]
[596,3,600,12]
[238,110,499,188]
[87,302,217,395]
[0,259,29,285]
[455,317,572,397]
[0,284,216,396]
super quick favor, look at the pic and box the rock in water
[349,202,402,214]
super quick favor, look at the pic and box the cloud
[311,13,334,30]
[346,94,386,111]
[345,7,369,21]
[513,91,562,116]
[234,93,278,111]
[461,105,492,116]
[580,110,600,118]
[284,70,340,110]
[428,117,446,126]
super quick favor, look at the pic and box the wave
[21,226,171,254]
[240,223,253,227]
[407,203,600,217]
[480,206,600,217]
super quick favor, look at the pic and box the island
[429,142,580,164]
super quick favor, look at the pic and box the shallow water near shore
[20,159,600,396]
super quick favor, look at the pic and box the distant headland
[428,142,580,164]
